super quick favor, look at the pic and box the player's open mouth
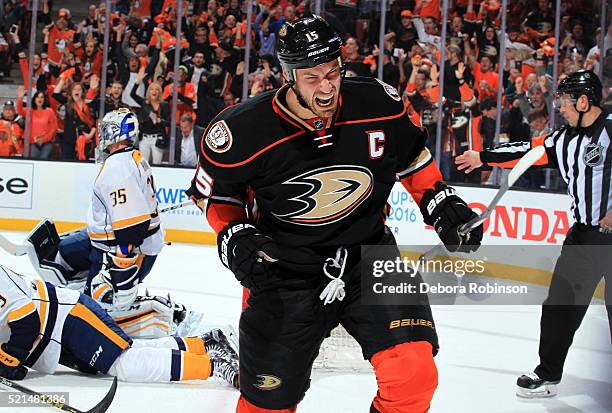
[315,95,334,107]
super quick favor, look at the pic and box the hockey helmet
[98,108,139,154]
[555,69,603,107]
[277,15,343,82]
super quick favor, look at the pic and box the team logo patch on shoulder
[583,142,603,167]
[273,166,374,226]
[205,120,233,153]
[375,79,401,101]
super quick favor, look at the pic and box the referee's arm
[456,133,557,173]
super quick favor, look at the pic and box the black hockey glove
[217,222,280,292]
[420,182,483,253]
[0,344,28,380]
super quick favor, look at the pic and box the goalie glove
[217,222,280,293]
[0,344,27,380]
[420,182,483,253]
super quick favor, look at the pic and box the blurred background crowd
[0,0,609,191]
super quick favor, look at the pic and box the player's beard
[295,85,338,119]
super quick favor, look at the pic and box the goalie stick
[0,200,193,257]
[420,145,546,262]
[0,376,117,413]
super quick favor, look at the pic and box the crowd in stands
[0,0,610,190]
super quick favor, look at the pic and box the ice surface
[0,232,609,413]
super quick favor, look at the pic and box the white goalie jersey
[87,148,164,255]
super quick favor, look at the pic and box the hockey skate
[516,372,559,398]
[211,354,240,389]
[201,327,239,362]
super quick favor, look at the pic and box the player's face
[294,59,342,119]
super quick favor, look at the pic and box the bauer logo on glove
[420,182,483,253]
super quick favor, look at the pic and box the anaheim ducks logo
[274,166,373,226]
[254,374,282,391]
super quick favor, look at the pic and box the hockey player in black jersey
[189,15,483,413]
[456,69,611,398]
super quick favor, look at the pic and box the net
[313,326,371,371]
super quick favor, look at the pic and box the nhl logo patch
[583,142,603,167]
[313,119,324,130]
[205,120,233,153]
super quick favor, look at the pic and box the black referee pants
[535,224,612,381]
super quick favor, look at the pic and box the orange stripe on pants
[183,337,206,355]
[180,351,211,380]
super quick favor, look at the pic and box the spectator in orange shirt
[0,101,24,156]
[415,0,441,21]
[470,54,499,101]
[16,89,58,159]
[163,66,195,123]
[76,38,103,78]
[0,125,17,157]
[45,9,77,67]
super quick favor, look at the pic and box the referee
[455,69,611,398]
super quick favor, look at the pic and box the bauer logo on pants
[205,120,233,153]
[0,161,33,209]
[254,374,282,391]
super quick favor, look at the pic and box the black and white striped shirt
[481,111,611,226]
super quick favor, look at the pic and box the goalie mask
[96,108,139,162]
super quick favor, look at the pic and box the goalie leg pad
[371,341,438,413]
[108,296,177,339]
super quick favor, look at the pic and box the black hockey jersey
[195,77,429,248]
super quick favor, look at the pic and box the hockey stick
[0,376,117,413]
[420,145,546,262]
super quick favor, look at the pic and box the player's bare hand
[455,150,483,173]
